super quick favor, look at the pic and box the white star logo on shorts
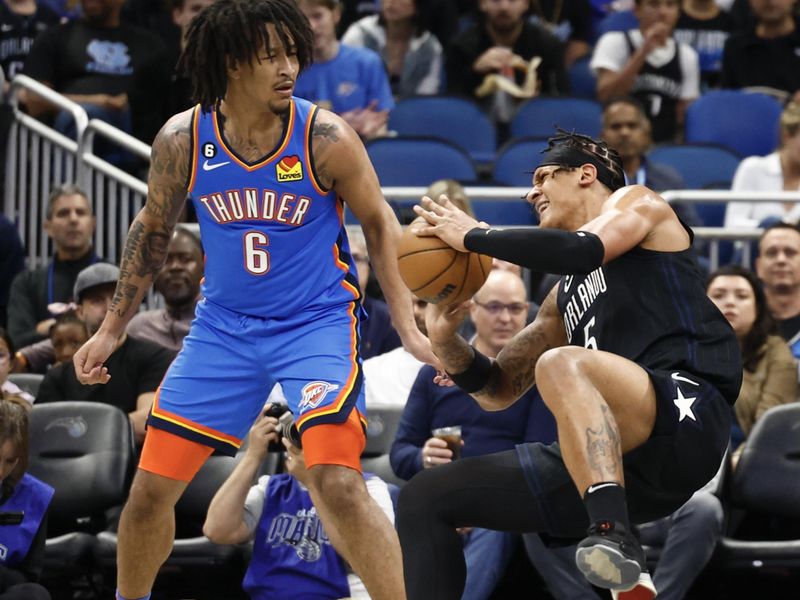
[673,386,697,422]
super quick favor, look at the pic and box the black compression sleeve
[464,227,605,275]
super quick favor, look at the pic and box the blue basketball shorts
[148,298,367,456]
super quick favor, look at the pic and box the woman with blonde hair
[725,102,800,228]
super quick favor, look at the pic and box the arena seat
[7,372,44,399]
[510,97,603,139]
[27,402,135,574]
[648,143,741,190]
[685,91,783,157]
[95,452,248,575]
[594,9,638,41]
[362,405,405,488]
[366,137,478,187]
[716,404,800,571]
[567,57,597,99]
[492,136,550,188]
[388,96,497,164]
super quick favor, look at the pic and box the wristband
[447,349,493,393]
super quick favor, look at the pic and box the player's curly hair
[546,128,626,191]
[179,0,314,111]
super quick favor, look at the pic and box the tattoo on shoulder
[311,117,342,190]
[146,113,192,225]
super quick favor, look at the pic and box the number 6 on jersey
[244,231,270,275]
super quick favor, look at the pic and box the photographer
[204,402,394,600]
[0,399,52,600]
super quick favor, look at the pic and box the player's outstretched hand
[425,300,471,346]
[72,331,119,385]
[412,195,488,252]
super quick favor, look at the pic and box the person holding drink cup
[390,271,558,600]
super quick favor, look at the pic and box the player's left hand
[400,326,443,371]
[412,195,489,252]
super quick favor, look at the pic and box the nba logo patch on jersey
[277,155,303,182]
[300,381,339,410]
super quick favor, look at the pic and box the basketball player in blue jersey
[71,1,436,599]
[397,131,742,600]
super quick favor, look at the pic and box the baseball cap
[73,263,120,301]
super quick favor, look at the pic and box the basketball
[397,224,493,305]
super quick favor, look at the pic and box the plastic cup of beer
[432,425,462,460]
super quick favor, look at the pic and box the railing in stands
[4,74,149,269]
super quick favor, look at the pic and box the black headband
[537,146,625,192]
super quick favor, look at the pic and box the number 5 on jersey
[244,231,270,275]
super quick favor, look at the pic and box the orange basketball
[397,225,493,305]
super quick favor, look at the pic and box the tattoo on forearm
[585,405,622,478]
[433,336,474,373]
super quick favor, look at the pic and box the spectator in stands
[295,0,394,140]
[707,264,797,454]
[36,263,174,444]
[526,0,593,66]
[720,0,800,101]
[446,0,568,129]
[591,0,701,142]
[342,0,443,97]
[348,225,402,360]
[48,310,87,367]
[7,184,97,350]
[0,0,60,93]
[204,406,393,600]
[0,215,24,330]
[339,0,460,50]
[600,96,703,230]
[755,223,800,360]
[0,399,52,600]
[127,227,203,353]
[22,0,172,146]
[674,0,733,89]
[0,328,32,404]
[725,101,800,228]
[601,96,684,189]
[390,270,557,600]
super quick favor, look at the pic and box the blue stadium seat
[685,91,783,157]
[388,96,496,164]
[492,136,550,187]
[594,9,638,40]
[568,57,597,99]
[511,97,603,139]
[366,137,477,187]
[647,143,741,190]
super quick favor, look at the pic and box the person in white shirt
[725,102,800,229]
[590,0,700,142]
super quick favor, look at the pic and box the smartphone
[0,511,24,525]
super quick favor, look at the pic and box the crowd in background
[1,0,800,598]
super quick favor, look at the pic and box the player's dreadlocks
[540,128,626,192]
[179,0,314,111]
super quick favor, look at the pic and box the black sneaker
[575,520,647,590]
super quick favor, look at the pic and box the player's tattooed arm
[108,110,192,325]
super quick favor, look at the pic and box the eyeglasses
[473,300,528,316]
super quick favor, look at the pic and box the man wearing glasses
[390,269,559,600]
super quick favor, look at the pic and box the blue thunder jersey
[188,97,361,318]
[0,474,54,567]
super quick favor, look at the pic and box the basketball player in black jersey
[397,131,742,600]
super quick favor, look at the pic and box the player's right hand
[72,330,119,385]
[425,300,471,345]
